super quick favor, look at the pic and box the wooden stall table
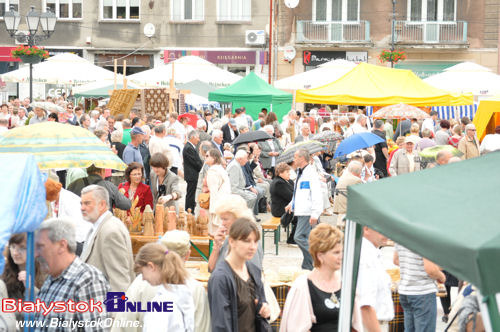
[190,235,213,262]
[130,234,213,262]
[130,234,160,255]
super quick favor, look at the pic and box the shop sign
[303,50,368,66]
[164,50,259,65]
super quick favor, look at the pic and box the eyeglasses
[130,173,142,177]
[9,245,26,253]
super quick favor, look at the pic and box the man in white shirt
[345,114,368,138]
[421,110,438,135]
[356,227,394,332]
[479,125,500,154]
[164,127,184,176]
[165,112,186,143]
[149,124,174,166]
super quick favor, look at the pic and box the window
[45,0,82,19]
[313,0,359,21]
[171,0,203,21]
[408,0,456,21]
[0,0,19,18]
[217,0,250,22]
[101,0,139,20]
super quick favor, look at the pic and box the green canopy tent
[340,152,500,331]
[208,72,293,120]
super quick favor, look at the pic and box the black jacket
[208,260,269,332]
[182,142,203,182]
[221,123,239,144]
[270,176,294,217]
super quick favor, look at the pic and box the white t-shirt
[356,238,394,321]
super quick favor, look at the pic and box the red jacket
[118,182,153,213]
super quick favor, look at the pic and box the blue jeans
[399,293,437,332]
[294,216,314,270]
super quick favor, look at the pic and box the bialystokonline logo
[2,292,174,315]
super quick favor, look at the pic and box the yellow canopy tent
[296,62,473,106]
[473,96,500,140]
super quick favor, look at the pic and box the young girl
[208,218,271,332]
[135,243,195,332]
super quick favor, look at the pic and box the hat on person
[131,126,146,135]
[229,118,237,126]
[404,135,419,145]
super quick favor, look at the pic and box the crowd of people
[1,97,498,332]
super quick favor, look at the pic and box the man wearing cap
[221,118,239,144]
[458,123,480,159]
[479,125,500,154]
[389,135,421,176]
[123,126,145,165]
[421,110,439,135]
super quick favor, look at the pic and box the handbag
[280,212,294,228]
[198,192,210,210]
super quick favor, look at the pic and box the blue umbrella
[334,132,385,158]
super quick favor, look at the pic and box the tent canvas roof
[73,81,140,98]
[176,79,217,99]
[208,72,293,104]
[346,151,500,296]
[296,62,473,106]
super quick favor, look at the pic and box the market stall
[209,72,293,120]
[473,95,500,140]
[342,152,500,331]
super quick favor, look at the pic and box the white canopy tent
[274,59,357,90]
[424,61,500,96]
[1,53,115,85]
[129,56,242,88]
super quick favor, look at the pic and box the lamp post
[3,6,56,102]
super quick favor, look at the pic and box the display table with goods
[114,202,212,260]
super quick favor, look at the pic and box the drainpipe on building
[391,0,396,68]
[269,0,273,84]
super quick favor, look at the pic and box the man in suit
[80,185,135,292]
[227,150,257,212]
[183,131,203,212]
[211,129,224,155]
[294,124,312,143]
[258,125,283,176]
[221,118,239,144]
[333,160,363,226]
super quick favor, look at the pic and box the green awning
[395,61,459,79]
[347,151,500,296]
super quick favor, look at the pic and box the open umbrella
[178,113,199,128]
[312,130,343,152]
[276,140,327,164]
[30,101,65,113]
[232,130,273,146]
[419,144,463,162]
[334,132,385,158]
[0,122,126,170]
[371,103,430,120]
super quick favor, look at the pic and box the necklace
[324,291,340,309]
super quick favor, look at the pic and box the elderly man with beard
[79,185,135,292]
[34,218,110,330]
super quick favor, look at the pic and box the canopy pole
[113,59,117,90]
[479,290,500,332]
[338,219,363,332]
[268,0,273,84]
[123,60,127,89]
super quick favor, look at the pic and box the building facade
[0,0,272,99]
[275,0,500,82]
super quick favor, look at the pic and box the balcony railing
[296,20,370,44]
[394,20,467,44]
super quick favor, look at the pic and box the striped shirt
[395,244,437,296]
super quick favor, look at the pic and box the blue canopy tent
[0,154,47,328]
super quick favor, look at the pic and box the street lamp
[2,6,57,102]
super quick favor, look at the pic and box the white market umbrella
[129,55,242,87]
[1,53,115,85]
[72,77,140,96]
[424,61,500,95]
[274,59,357,90]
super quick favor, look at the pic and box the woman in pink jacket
[280,224,359,332]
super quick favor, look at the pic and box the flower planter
[18,55,43,64]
